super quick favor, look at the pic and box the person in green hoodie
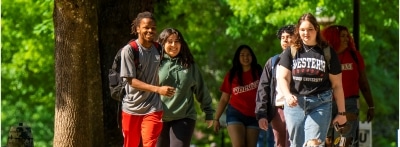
[156,28,215,147]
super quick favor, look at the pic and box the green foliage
[155,0,399,146]
[1,0,397,146]
[1,0,54,146]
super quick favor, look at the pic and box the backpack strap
[152,42,163,56]
[270,54,280,97]
[128,40,140,69]
[152,42,164,65]
[271,54,280,72]
[290,48,297,59]
[265,54,280,122]
[128,41,164,69]
[323,46,331,70]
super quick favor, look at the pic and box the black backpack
[108,40,162,101]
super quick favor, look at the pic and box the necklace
[303,45,314,52]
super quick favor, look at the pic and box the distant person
[214,45,263,147]
[156,28,215,147]
[120,11,175,147]
[276,13,347,146]
[256,25,295,147]
[322,25,374,147]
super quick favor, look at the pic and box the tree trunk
[98,0,158,146]
[53,0,104,146]
[54,0,160,145]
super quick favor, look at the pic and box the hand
[286,95,298,107]
[157,86,175,97]
[332,114,347,126]
[213,120,220,133]
[367,108,374,122]
[258,118,269,131]
[206,120,213,128]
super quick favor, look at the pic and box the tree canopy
[2,0,54,146]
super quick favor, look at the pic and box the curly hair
[291,13,329,51]
[321,25,357,52]
[276,25,295,40]
[130,11,156,35]
[228,45,262,86]
[157,28,194,68]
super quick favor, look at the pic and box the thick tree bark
[53,0,104,146]
[98,0,158,146]
[54,0,160,145]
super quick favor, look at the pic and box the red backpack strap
[129,41,163,69]
[128,40,140,68]
[152,42,163,56]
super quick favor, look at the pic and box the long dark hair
[157,28,194,68]
[228,45,262,86]
[291,13,329,51]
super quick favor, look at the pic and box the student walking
[256,25,295,147]
[276,13,347,146]
[120,11,175,147]
[322,25,374,147]
[214,45,263,147]
[156,28,215,147]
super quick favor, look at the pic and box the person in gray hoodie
[156,28,215,147]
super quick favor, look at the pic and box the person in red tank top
[322,25,375,147]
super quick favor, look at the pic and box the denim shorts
[284,90,332,147]
[226,105,259,129]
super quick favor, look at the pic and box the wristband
[338,112,346,116]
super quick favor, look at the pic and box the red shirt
[220,70,259,117]
[338,49,365,98]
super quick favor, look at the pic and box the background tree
[53,0,104,146]
[53,0,164,146]
[1,0,55,146]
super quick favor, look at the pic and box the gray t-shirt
[120,40,163,115]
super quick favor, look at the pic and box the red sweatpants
[122,111,163,147]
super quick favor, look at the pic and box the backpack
[108,40,162,101]
[265,54,280,122]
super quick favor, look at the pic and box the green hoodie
[158,55,214,122]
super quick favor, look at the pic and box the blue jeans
[284,90,332,147]
[257,124,275,147]
[328,97,359,146]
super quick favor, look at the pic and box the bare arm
[358,70,374,122]
[329,73,347,125]
[213,92,230,133]
[128,77,175,97]
[276,65,297,107]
